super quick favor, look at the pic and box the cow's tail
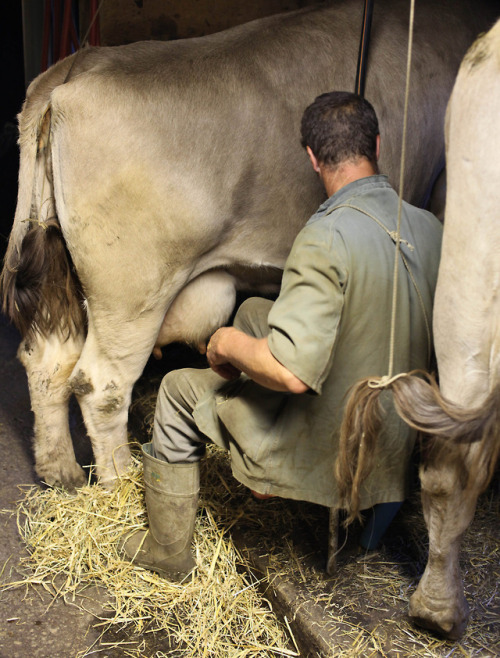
[0,63,85,343]
[335,371,500,524]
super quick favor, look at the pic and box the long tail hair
[1,218,84,342]
[335,371,500,523]
[0,103,84,343]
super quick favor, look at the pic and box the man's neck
[320,160,378,197]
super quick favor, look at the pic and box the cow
[394,20,500,639]
[1,0,497,494]
[336,18,500,639]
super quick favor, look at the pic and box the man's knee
[157,367,223,418]
[153,369,208,463]
[154,370,197,431]
[159,368,193,402]
[234,297,273,337]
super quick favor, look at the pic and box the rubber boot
[360,501,403,550]
[119,442,199,581]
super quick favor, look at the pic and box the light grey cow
[1,0,496,492]
[386,18,500,639]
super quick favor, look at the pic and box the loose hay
[2,366,499,658]
[1,445,297,657]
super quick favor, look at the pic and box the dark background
[0,2,24,257]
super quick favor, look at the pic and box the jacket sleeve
[267,222,349,394]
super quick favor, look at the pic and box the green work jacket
[194,175,443,509]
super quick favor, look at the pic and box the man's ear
[306,145,321,173]
[375,134,381,161]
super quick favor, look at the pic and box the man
[120,92,443,580]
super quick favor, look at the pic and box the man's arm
[206,326,309,394]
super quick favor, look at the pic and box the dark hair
[300,92,379,167]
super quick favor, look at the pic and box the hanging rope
[81,0,105,48]
[41,0,104,73]
[371,0,416,387]
[327,202,431,365]
[335,0,418,522]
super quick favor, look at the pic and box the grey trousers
[151,297,402,545]
[151,297,273,464]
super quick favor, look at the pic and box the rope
[376,0,414,388]
[328,1,419,391]
[81,0,106,48]
[328,203,432,364]
[387,0,415,381]
[327,203,415,249]
[368,372,409,389]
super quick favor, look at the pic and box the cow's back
[41,0,497,289]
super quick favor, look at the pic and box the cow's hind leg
[19,331,86,490]
[69,314,161,489]
[409,440,485,639]
[71,270,242,488]
[391,373,499,639]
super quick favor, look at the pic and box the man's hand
[205,326,309,394]
[206,327,242,380]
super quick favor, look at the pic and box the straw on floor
[1,426,498,657]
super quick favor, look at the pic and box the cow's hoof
[409,587,469,640]
[37,463,87,492]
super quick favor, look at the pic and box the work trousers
[151,297,272,464]
[150,296,403,547]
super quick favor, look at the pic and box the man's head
[300,92,380,171]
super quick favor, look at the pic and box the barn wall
[99,0,319,45]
